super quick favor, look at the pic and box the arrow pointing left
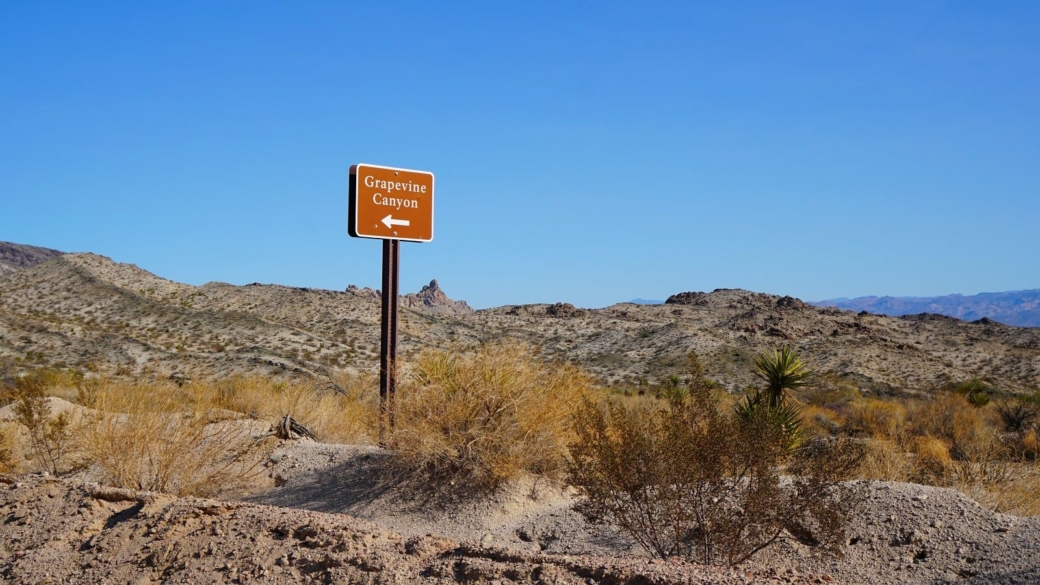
[381,215,411,229]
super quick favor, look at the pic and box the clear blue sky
[2,2,1038,309]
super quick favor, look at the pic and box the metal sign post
[378,238,400,446]
[349,163,434,447]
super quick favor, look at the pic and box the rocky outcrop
[345,284,380,299]
[546,302,586,318]
[399,279,473,316]
[665,291,709,306]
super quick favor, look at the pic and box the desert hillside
[0,252,1038,394]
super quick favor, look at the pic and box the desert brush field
[1,246,1040,583]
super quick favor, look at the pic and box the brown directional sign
[349,163,434,242]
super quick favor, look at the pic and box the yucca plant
[736,388,807,450]
[738,346,813,450]
[754,345,811,408]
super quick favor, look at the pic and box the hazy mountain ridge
[0,241,64,278]
[2,251,1038,395]
[814,290,1040,328]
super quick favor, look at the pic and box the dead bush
[568,387,862,566]
[391,343,589,490]
[83,381,273,497]
[996,400,1038,433]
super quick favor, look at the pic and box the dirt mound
[0,474,826,584]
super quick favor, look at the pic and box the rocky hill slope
[1,252,1038,394]
[0,241,63,278]
[815,290,1040,328]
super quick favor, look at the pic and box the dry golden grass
[858,437,913,482]
[830,390,1040,516]
[0,423,15,473]
[391,342,591,489]
[82,380,274,497]
[2,372,379,495]
[845,398,908,439]
[1023,430,1039,458]
[193,374,379,445]
[912,436,954,485]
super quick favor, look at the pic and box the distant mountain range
[627,298,664,305]
[814,290,1040,328]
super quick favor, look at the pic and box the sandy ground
[1,437,1039,583]
[249,441,1040,585]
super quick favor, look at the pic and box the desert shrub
[955,379,993,407]
[1023,430,1039,459]
[83,381,273,497]
[391,343,589,489]
[906,394,1038,514]
[734,347,815,450]
[10,373,75,474]
[910,393,994,461]
[568,387,862,566]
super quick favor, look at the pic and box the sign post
[349,164,434,446]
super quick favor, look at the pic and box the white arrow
[381,215,410,229]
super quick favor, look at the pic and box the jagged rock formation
[399,279,473,316]
[0,241,63,278]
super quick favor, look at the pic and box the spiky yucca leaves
[736,388,808,450]
[739,347,813,450]
[754,345,811,408]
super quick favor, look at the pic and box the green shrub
[955,379,993,408]
[568,386,862,565]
